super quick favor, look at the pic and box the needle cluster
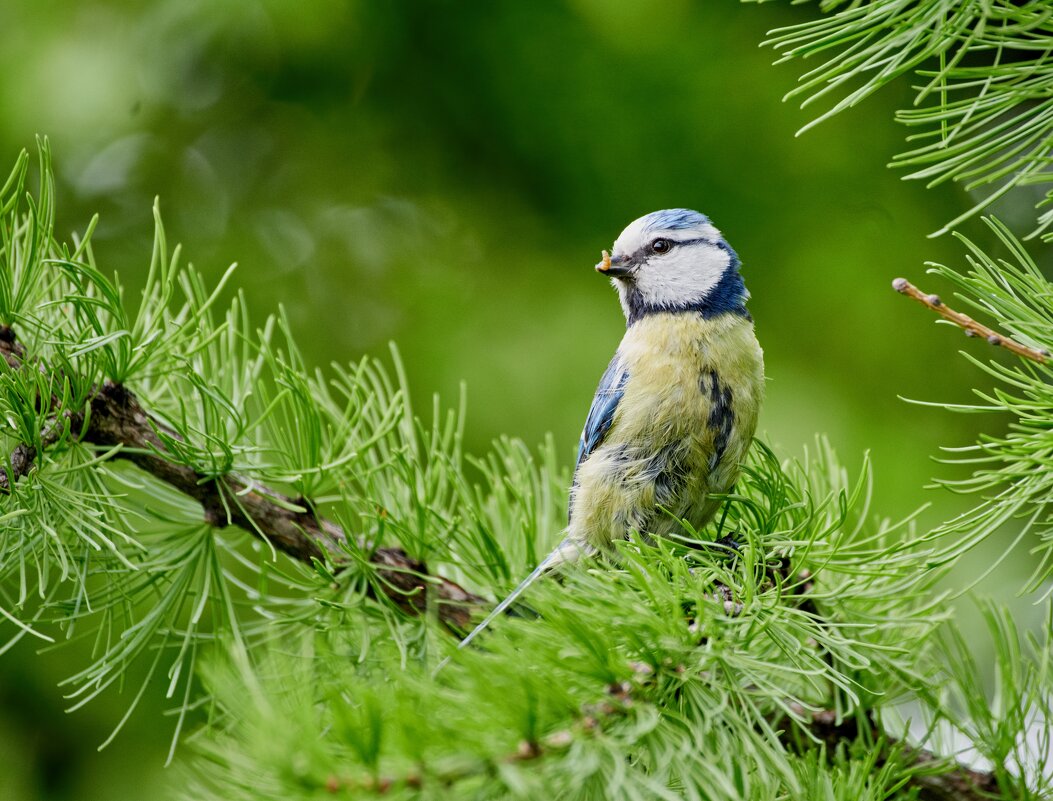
[752,0,1053,239]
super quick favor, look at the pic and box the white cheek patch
[635,245,730,307]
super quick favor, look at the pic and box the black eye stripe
[623,237,711,265]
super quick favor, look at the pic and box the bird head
[595,209,747,324]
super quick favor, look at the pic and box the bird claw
[714,533,742,552]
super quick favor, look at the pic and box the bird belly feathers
[568,313,764,552]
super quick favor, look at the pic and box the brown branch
[779,575,1001,799]
[0,324,23,367]
[800,709,1002,801]
[0,442,36,492]
[0,326,29,491]
[892,277,1050,363]
[744,567,1000,800]
[0,329,484,629]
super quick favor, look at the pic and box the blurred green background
[0,1,1045,799]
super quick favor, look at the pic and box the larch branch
[0,328,484,629]
[801,709,1000,801]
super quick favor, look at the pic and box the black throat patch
[622,261,750,326]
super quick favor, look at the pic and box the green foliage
[0,143,466,754]
[928,601,1053,798]
[756,0,1053,239]
[183,436,957,800]
[6,9,1053,778]
[3,91,1053,801]
[0,143,53,324]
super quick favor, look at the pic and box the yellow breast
[568,312,764,550]
[616,313,763,438]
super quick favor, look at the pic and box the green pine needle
[751,1,1053,239]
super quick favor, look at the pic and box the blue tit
[458,208,764,650]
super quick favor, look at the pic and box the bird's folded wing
[573,354,628,480]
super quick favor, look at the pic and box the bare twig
[892,277,1050,363]
[0,330,484,629]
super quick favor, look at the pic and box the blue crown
[640,208,712,233]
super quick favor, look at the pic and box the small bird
[457,209,764,650]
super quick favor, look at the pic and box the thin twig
[892,277,1050,363]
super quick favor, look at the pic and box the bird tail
[431,538,591,675]
[455,536,589,652]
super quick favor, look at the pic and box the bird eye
[650,238,672,254]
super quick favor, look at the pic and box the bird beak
[595,250,632,278]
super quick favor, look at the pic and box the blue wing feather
[573,354,628,477]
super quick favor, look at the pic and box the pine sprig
[0,141,54,322]
[752,1,1053,239]
[0,146,490,751]
[182,431,1002,800]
